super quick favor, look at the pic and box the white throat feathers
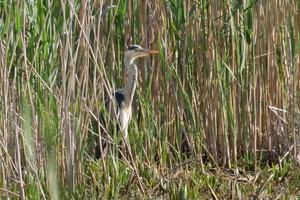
[124,54,138,107]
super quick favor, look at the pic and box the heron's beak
[141,49,159,55]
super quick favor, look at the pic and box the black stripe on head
[128,45,140,51]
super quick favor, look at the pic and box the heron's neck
[124,58,138,107]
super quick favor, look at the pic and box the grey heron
[95,45,159,158]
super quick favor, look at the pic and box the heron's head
[124,45,159,63]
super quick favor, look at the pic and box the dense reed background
[1,0,300,199]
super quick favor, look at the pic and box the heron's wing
[95,90,128,158]
[104,90,126,131]
[92,100,109,159]
[94,91,120,158]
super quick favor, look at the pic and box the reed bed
[1,0,300,199]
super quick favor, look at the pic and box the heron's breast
[118,106,132,130]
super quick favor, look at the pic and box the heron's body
[95,45,158,158]
[113,90,132,139]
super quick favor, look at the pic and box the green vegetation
[1,0,300,199]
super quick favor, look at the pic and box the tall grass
[0,0,300,198]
